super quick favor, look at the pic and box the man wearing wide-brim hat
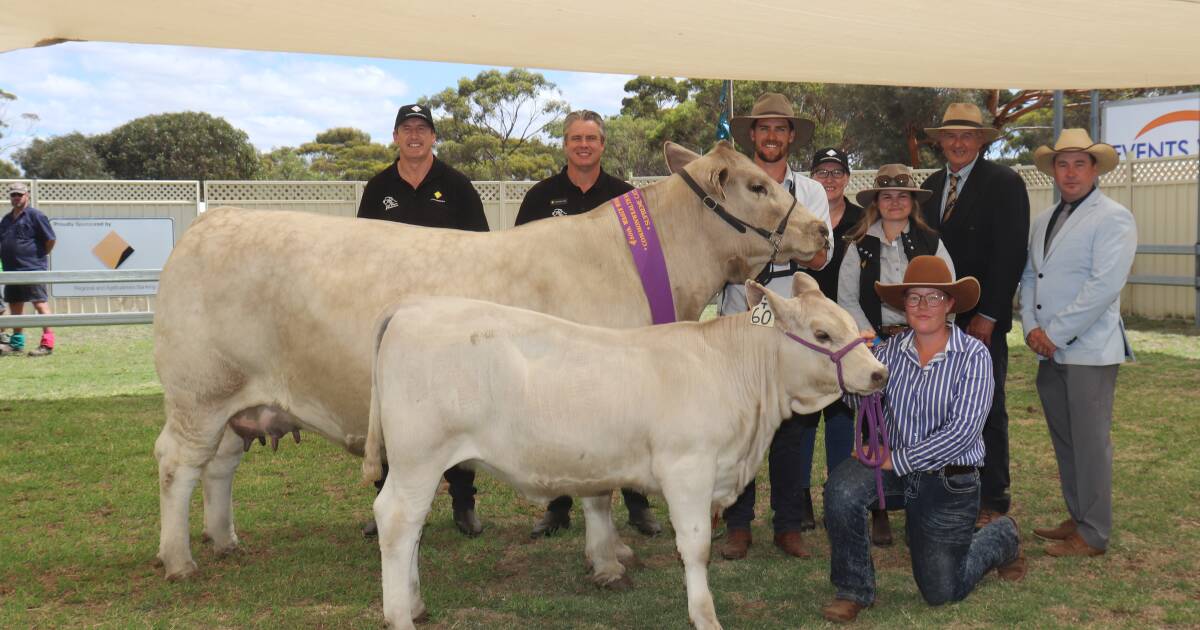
[1020,128,1136,558]
[822,255,1025,623]
[716,92,833,561]
[919,102,1030,531]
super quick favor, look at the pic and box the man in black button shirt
[358,103,489,231]
[514,110,632,226]
[515,110,663,539]
[358,103,488,538]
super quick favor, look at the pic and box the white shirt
[836,220,955,332]
[719,167,832,313]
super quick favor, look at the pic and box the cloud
[0,42,413,156]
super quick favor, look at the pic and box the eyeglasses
[875,174,914,188]
[9,192,25,198]
[904,292,949,309]
[812,169,846,179]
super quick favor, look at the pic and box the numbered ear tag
[750,295,775,328]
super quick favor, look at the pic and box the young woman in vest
[836,163,955,546]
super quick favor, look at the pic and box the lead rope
[854,392,889,510]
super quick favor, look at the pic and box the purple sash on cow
[611,189,676,324]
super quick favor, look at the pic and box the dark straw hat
[875,255,980,314]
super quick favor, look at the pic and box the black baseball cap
[810,147,851,173]
[395,104,436,133]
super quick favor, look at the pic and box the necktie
[1044,201,1073,251]
[941,173,960,222]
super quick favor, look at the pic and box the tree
[15,133,112,179]
[602,115,666,178]
[95,112,260,180]
[258,146,333,181]
[0,88,40,155]
[296,127,393,180]
[421,68,568,180]
[828,85,974,168]
[614,78,840,172]
[0,159,17,178]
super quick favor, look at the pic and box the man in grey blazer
[1019,129,1137,557]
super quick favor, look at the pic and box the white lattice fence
[205,180,361,217]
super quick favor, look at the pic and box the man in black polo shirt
[515,110,663,539]
[357,103,488,538]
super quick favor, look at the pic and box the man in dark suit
[920,103,1029,528]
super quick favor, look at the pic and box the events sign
[1102,92,1200,160]
[48,218,174,297]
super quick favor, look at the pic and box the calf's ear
[791,272,820,296]
[744,279,767,311]
[708,167,728,200]
[664,142,702,174]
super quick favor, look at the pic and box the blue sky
[0,42,636,160]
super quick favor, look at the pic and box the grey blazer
[1019,189,1137,366]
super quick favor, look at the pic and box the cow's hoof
[212,542,242,557]
[164,560,198,581]
[591,573,633,591]
[413,609,431,624]
[200,532,212,544]
[617,552,642,570]
[151,556,164,568]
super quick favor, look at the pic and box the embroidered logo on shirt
[382,196,399,210]
[431,191,446,204]
[551,208,566,217]
[550,198,568,205]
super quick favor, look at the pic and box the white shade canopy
[1,0,1198,89]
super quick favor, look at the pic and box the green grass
[1,323,1198,629]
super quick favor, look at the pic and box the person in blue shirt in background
[0,182,57,357]
[820,256,1025,623]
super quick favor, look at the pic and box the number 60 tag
[750,295,775,328]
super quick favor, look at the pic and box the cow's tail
[362,303,402,485]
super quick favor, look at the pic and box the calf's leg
[581,493,632,588]
[377,467,440,629]
[200,427,246,554]
[660,462,722,630]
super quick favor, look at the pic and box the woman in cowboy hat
[836,163,955,544]
[821,256,1025,623]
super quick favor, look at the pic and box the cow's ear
[664,142,702,174]
[709,166,728,200]
[744,279,767,310]
[791,272,819,296]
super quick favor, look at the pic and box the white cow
[152,141,830,581]
[365,273,887,630]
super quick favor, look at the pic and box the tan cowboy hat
[875,255,980,314]
[854,164,933,207]
[924,102,1002,143]
[1033,128,1119,176]
[731,92,816,153]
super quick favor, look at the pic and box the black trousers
[374,462,476,511]
[548,489,649,515]
[955,320,1011,513]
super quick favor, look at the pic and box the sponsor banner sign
[1102,92,1200,160]
[48,218,174,297]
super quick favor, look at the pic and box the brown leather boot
[1045,531,1105,557]
[821,598,867,623]
[773,531,810,558]
[1033,518,1077,541]
[870,509,893,546]
[997,548,1027,581]
[720,528,752,560]
[975,507,1003,530]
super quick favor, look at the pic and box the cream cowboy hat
[1033,128,1119,176]
[924,102,1002,143]
[731,92,816,153]
[854,163,933,207]
[875,255,980,314]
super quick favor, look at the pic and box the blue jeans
[796,400,855,488]
[824,458,1019,606]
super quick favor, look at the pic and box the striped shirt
[872,324,994,477]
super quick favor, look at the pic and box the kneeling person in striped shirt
[820,256,1025,623]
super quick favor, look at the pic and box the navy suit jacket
[921,158,1029,332]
